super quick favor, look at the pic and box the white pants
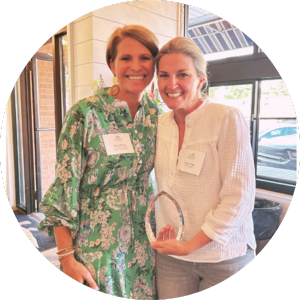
[156,248,255,299]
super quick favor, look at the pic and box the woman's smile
[165,92,184,98]
[126,75,146,80]
[158,52,202,114]
[109,36,154,102]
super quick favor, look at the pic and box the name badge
[177,149,206,176]
[102,133,135,156]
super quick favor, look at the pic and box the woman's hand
[60,255,99,290]
[150,225,213,256]
[150,224,191,256]
[157,224,175,241]
[53,226,98,290]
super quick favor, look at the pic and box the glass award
[145,191,185,243]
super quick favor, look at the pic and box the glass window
[187,6,254,61]
[34,41,57,201]
[60,34,69,116]
[257,80,296,185]
[260,80,296,118]
[14,82,26,208]
[209,84,253,127]
[38,130,57,197]
[208,79,296,193]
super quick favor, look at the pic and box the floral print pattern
[38,88,158,299]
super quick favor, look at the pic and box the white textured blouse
[154,99,256,263]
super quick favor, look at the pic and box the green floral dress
[38,88,158,299]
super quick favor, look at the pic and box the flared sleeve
[38,104,87,238]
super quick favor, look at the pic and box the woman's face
[158,52,203,113]
[110,37,154,99]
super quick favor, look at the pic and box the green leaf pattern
[38,88,158,299]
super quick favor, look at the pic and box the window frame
[52,27,67,145]
[255,78,296,194]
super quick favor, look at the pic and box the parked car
[257,124,297,170]
[258,124,296,141]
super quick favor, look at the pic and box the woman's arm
[201,108,255,245]
[54,226,99,290]
[152,108,254,255]
[150,225,212,255]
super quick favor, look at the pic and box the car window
[260,126,298,141]
[270,129,281,137]
[261,128,285,139]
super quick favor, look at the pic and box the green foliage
[208,86,219,98]
[224,86,251,100]
[262,80,289,97]
[209,81,289,107]
[209,85,251,105]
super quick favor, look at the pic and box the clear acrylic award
[145,191,185,242]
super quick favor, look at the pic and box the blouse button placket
[168,144,177,187]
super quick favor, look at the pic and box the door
[12,30,68,214]
[31,33,69,211]
[31,41,57,206]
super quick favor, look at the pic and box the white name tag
[177,149,206,176]
[102,133,135,156]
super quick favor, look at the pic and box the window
[256,80,296,186]
[209,84,253,127]
[208,80,296,194]
[186,6,296,194]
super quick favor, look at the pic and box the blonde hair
[155,37,208,98]
[106,25,159,68]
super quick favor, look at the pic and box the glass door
[12,45,57,214]
[32,42,57,205]
[11,84,27,212]
[31,33,69,210]
[11,29,68,214]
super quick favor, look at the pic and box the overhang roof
[188,6,253,55]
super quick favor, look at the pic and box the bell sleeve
[38,105,87,238]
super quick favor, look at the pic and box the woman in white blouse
[151,37,256,298]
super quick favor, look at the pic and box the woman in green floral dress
[38,25,159,299]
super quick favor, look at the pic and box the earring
[111,75,120,96]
